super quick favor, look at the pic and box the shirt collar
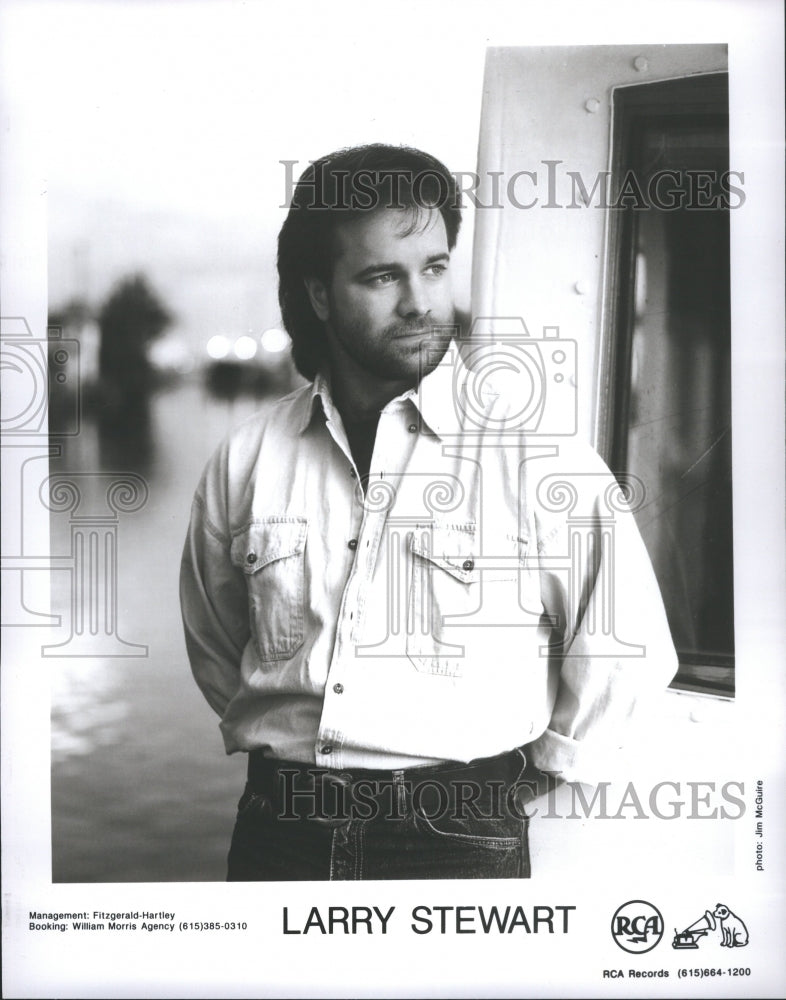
[297,342,465,440]
[296,372,332,435]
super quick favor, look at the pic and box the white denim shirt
[180,346,678,781]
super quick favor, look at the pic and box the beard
[329,312,456,385]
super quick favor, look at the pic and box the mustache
[385,320,453,339]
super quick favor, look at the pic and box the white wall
[472,44,728,442]
[472,46,741,876]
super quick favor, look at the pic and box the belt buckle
[309,771,353,827]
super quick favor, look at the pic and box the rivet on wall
[633,55,648,72]
[584,97,600,114]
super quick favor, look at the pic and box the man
[180,143,678,880]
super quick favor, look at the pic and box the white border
[2,1,784,997]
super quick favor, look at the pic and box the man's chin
[387,335,449,382]
[404,327,451,356]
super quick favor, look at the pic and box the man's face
[308,207,455,386]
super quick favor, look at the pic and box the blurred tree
[96,274,173,467]
[98,274,172,398]
[49,297,93,330]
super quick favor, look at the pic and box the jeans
[226,748,532,880]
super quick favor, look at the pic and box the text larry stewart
[283,904,575,935]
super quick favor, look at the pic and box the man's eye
[367,273,396,287]
[425,263,448,277]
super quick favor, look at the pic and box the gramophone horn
[685,910,716,934]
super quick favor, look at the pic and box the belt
[245,747,529,826]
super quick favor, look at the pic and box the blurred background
[39,0,482,881]
[48,282,301,880]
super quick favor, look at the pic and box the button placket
[319,503,368,743]
[351,502,387,631]
[318,414,397,762]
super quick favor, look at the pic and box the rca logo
[611,900,664,954]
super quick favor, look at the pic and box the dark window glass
[601,73,734,694]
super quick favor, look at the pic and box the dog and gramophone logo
[672,903,748,949]
[610,899,749,953]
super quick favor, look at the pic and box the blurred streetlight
[233,335,258,360]
[260,328,290,354]
[206,335,231,360]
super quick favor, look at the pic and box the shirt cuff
[527,727,620,784]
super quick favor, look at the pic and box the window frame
[596,71,734,697]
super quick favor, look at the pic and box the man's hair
[277,143,462,380]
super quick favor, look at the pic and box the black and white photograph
[1,0,784,996]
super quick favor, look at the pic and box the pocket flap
[231,518,307,574]
[410,523,478,582]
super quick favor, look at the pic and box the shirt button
[320,745,333,755]
[348,538,358,550]
[246,552,257,564]
[408,423,417,433]
[462,558,474,571]
[333,683,344,694]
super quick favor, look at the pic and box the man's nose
[396,276,431,318]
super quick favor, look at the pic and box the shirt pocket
[406,522,479,676]
[230,517,307,662]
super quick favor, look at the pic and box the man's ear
[303,277,330,323]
